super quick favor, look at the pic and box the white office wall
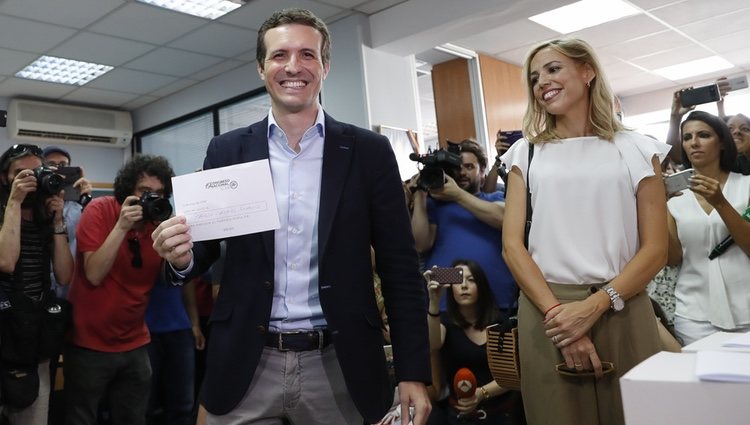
[323,13,370,129]
[133,63,263,132]
[132,12,420,140]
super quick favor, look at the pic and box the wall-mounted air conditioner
[7,99,133,148]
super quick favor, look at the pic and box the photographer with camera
[663,77,750,174]
[410,139,517,312]
[42,146,93,253]
[482,129,514,194]
[0,143,73,424]
[64,154,175,425]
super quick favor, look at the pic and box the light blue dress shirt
[267,107,326,331]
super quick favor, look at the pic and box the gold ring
[552,335,558,344]
[574,363,583,367]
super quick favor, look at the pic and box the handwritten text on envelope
[172,160,280,241]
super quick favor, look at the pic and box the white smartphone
[726,75,749,92]
[664,168,695,195]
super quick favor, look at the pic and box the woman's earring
[586,80,591,88]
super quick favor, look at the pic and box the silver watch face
[603,285,624,312]
[612,297,624,311]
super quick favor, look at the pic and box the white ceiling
[0,0,748,112]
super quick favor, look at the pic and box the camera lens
[33,166,65,195]
[42,173,65,193]
[419,167,445,190]
[139,192,172,222]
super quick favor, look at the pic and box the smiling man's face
[258,23,330,117]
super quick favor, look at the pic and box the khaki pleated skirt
[518,283,660,425]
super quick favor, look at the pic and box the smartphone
[556,361,615,377]
[499,130,523,145]
[55,166,83,202]
[664,168,695,195]
[726,75,749,92]
[680,84,721,107]
[430,266,464,285]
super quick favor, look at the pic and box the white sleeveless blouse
[501,131,670,285]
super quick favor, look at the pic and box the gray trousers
[207,345,363,425]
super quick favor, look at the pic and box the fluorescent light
[434,43,476,60]
[15,56,113,86]
[529,0,641,34]
[137,0,245,19]
[653,56,733,81]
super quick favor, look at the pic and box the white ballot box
[621,352,750,425]
[682,331,750,353]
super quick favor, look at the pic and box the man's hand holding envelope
[152,160,280,270]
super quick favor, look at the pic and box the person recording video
[410,139,517,313]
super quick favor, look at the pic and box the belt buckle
[277,331,300,352]
[314,329,324,350]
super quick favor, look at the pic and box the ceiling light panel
[137,0,245,20]
[15,56,114,86]
[653,56,734,81]
[529,0,641,34]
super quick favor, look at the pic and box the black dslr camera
[409,142,462,191]
[33,166,65,196]
[139,192,172,222]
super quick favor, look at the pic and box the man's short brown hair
[256,8,331,70]
[457,139,488,171]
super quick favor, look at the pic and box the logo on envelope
[205,179,238,190]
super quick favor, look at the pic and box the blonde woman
[500,38,670,425]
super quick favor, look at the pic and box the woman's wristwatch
[53,222,68,235]
[601,284,624,312]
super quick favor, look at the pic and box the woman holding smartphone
[500,38,669,425]
[425,260,521,425]
[667,111,750,345]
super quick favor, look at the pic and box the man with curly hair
[64,154,175,425]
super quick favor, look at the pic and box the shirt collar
[267,105,325,140]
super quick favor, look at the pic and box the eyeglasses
[44,160,69,168]
[127,238,142,269]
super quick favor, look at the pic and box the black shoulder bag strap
[506,143,535,318]
[524,143,535,249]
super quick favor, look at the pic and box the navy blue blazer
[181,114,430,422]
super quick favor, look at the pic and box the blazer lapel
[319,114,354,261]
[242,118,274,267]
[241,118,270,163]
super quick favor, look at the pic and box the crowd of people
[0,6,748,425]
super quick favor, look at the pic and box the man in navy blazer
[152,8,431,425]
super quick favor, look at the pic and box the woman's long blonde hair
[522,38,624,144]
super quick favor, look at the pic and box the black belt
[265,329,332,351]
